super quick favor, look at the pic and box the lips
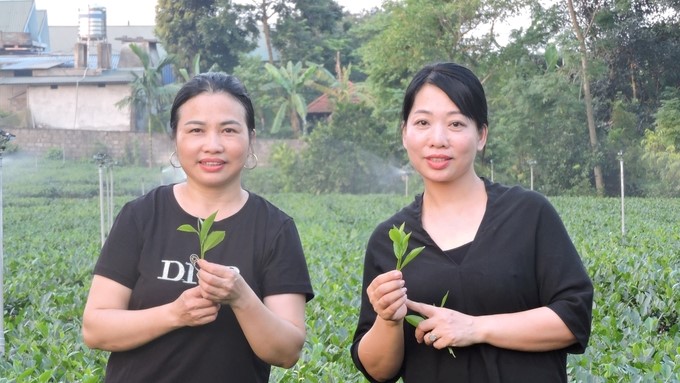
[199,159,226,171]
[425,155,451,170]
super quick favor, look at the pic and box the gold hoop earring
[169,151,181,169]
[243,152,258,170]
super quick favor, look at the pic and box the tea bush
[0,158,678,382]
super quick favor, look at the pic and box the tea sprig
[177,210,225,259]
[405,291,456,357]
[389,223,424,271]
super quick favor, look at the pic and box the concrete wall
[27,84,131,130]
[7,127,302,167]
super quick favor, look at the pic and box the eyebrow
[411,109,463,116]
[183,119,243,126]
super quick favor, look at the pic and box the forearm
[82,303,179,352]
[476,307,576,351]
[231,289,305,368]
[357,318,405,382]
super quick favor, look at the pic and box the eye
[449,121,466,129]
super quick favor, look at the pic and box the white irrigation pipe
[618,151,625,236]
[0,150,5,355]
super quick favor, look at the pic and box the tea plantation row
[0,159,678,382]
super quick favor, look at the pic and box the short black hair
[401,62,488,134]
[170,72,255,139]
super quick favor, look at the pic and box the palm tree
[264,61,326,137]
[117,44,178,167]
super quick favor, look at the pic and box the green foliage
[0,159,679,381]
[177,211,226,260]
[155,0,258,73]
[640,96,680,196]
[271,102,404,194]
[263,61,329,137]
[389,222,424,271]
[43,148,63,161]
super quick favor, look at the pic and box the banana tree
[116,44,178,167]
[264,61,324,137]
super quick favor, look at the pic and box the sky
[34,0,386,26]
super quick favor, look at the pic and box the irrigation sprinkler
[400,165,413,197]
[0,129,15,356]
[527,159,537,191]
[618,150,625,236]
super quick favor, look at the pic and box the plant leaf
[199,211,218,245]
[404,314,425,327]
[400,246,425,270]
[440,290,450,307]
[202,231,226,258]
[176,224,198,234]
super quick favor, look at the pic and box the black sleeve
[261,218,314,302]
[93,201,144,289]
[536,201,594,353]
[350,224,402,383]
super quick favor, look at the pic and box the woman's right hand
[366,270,407,323]
[172,286,221,327]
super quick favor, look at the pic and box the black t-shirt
[351,179,593,383]
[94,185,314,382]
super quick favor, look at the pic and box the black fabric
[351,179,593,383]
[94,185,314,382]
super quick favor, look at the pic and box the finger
[406,299,435,317]
[373,270,403,286]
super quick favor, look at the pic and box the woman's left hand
[196,259,244,305]
[406,299,480,349]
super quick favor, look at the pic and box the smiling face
[175,91,252,190]
[402,83,487,185]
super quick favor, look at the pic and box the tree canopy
[152,0,680,197]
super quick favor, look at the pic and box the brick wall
[7,128,302,167]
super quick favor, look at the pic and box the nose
[429,123,449,148]
[203,130,224,152]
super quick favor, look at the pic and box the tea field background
[0,158,678,382]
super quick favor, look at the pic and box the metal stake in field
[618,150,625,236]
[527,159,537,191]
[94,153,114,247]
[0,129,15,356]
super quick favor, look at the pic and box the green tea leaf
[176,224,198,234]
[177,210,226,260]
[203,231,226,258]
[400,246,425,270]
[440,291,450,307]
[390,222,423,271]
[199,211,219,244]
[405,314,425,327]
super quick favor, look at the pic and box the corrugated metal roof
[0,53,121,70]
[0,70,134,85]
[0,1,33,33]
[1,59,65,70]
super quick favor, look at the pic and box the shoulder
[485,178,552,212]
[244,192,295,225]
[117,184,175,223]
[125,184,174,209]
